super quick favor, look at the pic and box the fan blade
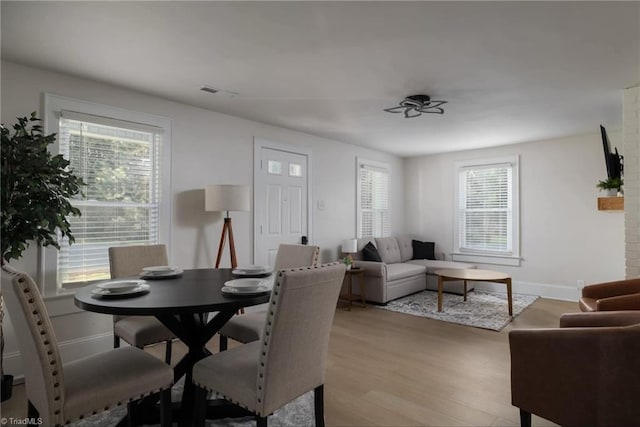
[384,106,406,113]
[404,108,421,118]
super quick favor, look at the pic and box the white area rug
[379,290,538,331]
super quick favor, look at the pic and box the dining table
[74,268,271,427]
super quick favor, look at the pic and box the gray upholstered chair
[509,311,640,427]
[109,244,176,363]
[218,244,320,350]
[1,267,173,427]
[193,262,346,427]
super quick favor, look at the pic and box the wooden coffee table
[434,269,513,316]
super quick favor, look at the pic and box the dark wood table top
[74,268,271,316]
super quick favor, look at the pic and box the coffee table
[434,269,513,316]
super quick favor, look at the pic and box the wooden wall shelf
[598,196,624,211]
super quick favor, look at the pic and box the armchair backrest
[1,267,65,426]
[273,244,319,270]
[256,262,346,415]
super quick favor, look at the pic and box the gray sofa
[352,235,476,304]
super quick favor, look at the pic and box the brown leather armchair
[509,311,640,427]
[579,278,640,311]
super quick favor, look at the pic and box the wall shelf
[597,196,624,211]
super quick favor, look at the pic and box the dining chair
[1,267,173,427]
[109,244,176,363]
[509,311,640,427]
[218,244,320,350]
[193,262,346,427]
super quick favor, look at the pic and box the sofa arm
[560,311,640,328]
[595,293,640,311]
[354,260,385,278]
[581,278,640,299]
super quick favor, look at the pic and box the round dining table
[74,268,271,427]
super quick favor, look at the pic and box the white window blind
[457,162,513,254]
[57,111,163,284]
[358,161,390,238]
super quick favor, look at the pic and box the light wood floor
[1,297,575,426]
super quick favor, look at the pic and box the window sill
[451,252,521,267]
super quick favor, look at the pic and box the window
[44,94,171,294]
[357,158,390,238]
[453,156,520,266]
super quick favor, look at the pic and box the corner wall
[624,86,640,278]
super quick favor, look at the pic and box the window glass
[289,163,302,177]
[358,160,389,237]
[268,160,282,175]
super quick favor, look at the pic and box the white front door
[254,141,310,266]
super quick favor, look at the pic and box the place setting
[91,279,150,298]
[221,277,273,296]
[140,265,184,280]
[232,264,273,278]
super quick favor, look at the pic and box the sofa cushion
[375,237,402,264]
[386,263,426,281]
[396,235,414,262]
[354,237,376,261]
[406,259,477,275]
[362,242,382,262]
[412,240,435,260]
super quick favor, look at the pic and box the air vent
[200,86,219,94]
[200,85,239,97]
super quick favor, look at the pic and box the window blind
[57,114,161,284]
[458,163,512,253]
[359,163,389,237]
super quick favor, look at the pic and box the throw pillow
[412,240,435,260]
[362,242,382,262]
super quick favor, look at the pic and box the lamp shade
[205,185,250,212]
[341,239,358,254]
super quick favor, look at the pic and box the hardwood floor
[1,297,575,426]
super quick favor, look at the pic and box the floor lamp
[205,185,250,269]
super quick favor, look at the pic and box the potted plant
[597,177,623,197]
[0,112,85,401]
[342,256,353,270]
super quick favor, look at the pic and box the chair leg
[519,409,532,427]
[193,386,208,427]
[159,388,171,427]
[27,400,39,426]
[314,385,325,427]
[126,401,136,427]
[164,339,172,364]
[219,334,228,351]
[256,415,268,427]
[114,334,121,348]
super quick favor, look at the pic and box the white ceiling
[2,1,639,157]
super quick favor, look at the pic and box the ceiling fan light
[385,94,447,118]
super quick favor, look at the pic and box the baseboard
[474,280,579,302]
[3,332,113,381]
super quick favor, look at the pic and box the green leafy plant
[596,177,624,192]
[342,256,353,266]
[1,112,85,263]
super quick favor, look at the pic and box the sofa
[352,235,477,304]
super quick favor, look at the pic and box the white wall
[0,60,405,377]
[404,132,625,300]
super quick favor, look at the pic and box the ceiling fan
[384,94,447,118]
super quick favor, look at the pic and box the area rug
[70,380,313,427]
[379,290,538,331]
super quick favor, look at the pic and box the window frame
[356,157,390,238]
[42,93,172,296]
[452,155,520,267]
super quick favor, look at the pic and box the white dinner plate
[235,265,270,274]
[140,269,184,279]
[232,268,272,277]
[221,285,271,295]
[96,280,146,293]
[142,265,178,274]
[92,283,150,297]
[224,278,267,291]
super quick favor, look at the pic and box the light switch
[318,200,325,210]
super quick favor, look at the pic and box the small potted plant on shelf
[342,256,353,270]
[1,112,85,401]
[597,177,624,197]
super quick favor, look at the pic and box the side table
[339,267,366,310]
